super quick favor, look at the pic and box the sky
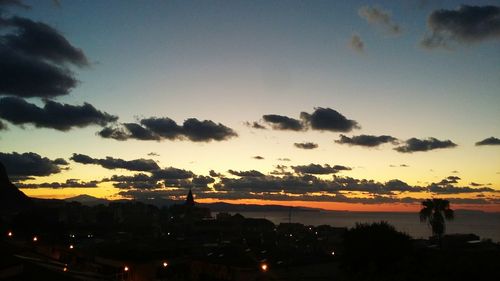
[1,0,499,212]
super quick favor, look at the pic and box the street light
[33,236,38,242]
[124,266,129,272]
[69,245,74,249]
[260,263,268,272]
[162,261,168,268]
[7,231,12,237]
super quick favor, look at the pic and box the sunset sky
[1,0,499,212]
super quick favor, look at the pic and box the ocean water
[234,210,500,242]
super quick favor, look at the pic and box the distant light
[7,231,12,237]
[162,262,168,267]
[63,267,68,272]
[69,245,74,249]
[331,251,335,256]
[315,231,318,235]
[33,236,38,242]
[124,266,129,272]
[260,263,268,272]
[167,232,171,236]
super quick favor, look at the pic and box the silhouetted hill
[61,194,319,212]
[64,194,109,205]
[0,162,31,212]
[200,201,320,212]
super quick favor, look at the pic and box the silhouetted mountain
[200,201,320,212]
[0,162,31,212]
[64,194,109,206]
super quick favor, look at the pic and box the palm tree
[419,199,454,243]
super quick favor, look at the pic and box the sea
[233,210,500,242]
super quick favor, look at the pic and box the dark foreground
[1,199,500,281]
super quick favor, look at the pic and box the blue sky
[1,0,499,210]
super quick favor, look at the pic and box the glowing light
[260,263,268,272]
[331,251,335,256]
[63,267,68,272]
[7,231,12,237]
[33,236,38,242]
[69,245,74,249]
[162,262,168,267]
[124,266,129,272]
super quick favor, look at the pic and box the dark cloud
[140,117,183,139]
[99,117,237,142]
[0,152,66,177]
[70,153,160,172]
[209,170,222,178]
[183,118,237,141]
[294,142,318,149]
[228,169,266,177]
[244,121,266,129]
[394,137,457,153]
[0,47,78,98]
[301,107,359,132]
[422,5,500,48]
[147,152,160,157]
[358,6,402,35]
[292,164,351,175]
[476,137,500,146]
[335,134,398,147]
[262,114,304,131]
[152,167,194,180]
[0,97,117,131]
[427,176,497,194]
[3,16,88,66]
[253,156,264,160]
[350,34,364,52]
[0,120,6,130]
[191,175,215,188]
[277,158,291,162]
[0,0,30,9]
[0,14,89,98]
[18,179,98,189]
[429,183,496,194]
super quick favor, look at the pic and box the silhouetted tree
[419,199,454,242]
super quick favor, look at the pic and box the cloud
[358,6,402,35]
[70,153,160,172]
[421,5,500,48]
[152,167,194,180]
[294,142,318,149]
[277,158,291,162]
[350,34,364,52]
[147,152,160,156]
[0,152,67,177]
[292,164,351,175]
[0,0,30,10]
[182,118,237,141]
[209,170,222,178]
[394,137,457,153]
[0,97,117,131]
[244,121,266,129]
[262,114,304,131]
[228,170,266,177]
[301,107,359,132]
[335,134,398,147]
[18,179,98,189]
[99,117,237,142]
[3,16,88,66]
[476,137,500,146]
[0,15,89,98]
[253,156,264,160]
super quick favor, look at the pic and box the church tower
[185,188,195,207]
